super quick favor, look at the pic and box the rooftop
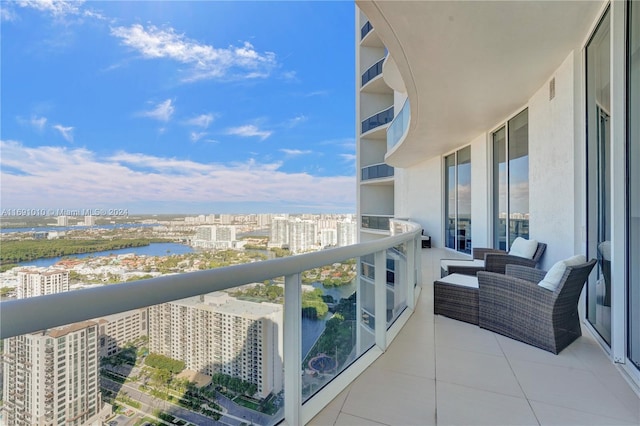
[311,248,640,426]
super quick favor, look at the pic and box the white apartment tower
[288,219,317,254]
[148,292,283,398]
[17,269,69,299]
[96,309,148,358]
[337,220,357,247]
[56,216,68,226]
[2,322,104,426]
[269,216,289,248]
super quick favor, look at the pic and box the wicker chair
[477,260,596,354]
[442,242,547,277]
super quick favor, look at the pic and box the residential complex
[96,309,149,359]
[148,292,283,398]
[16,269,69,299]
[2,321,107,426]
[192,224,238,249]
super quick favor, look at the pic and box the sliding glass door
[444,146,471,254]
[492,109,529,251]
[627,0,640,370]
[586,8,611,345]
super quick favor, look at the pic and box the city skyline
[0,1,356,214]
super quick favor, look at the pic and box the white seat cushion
[538,255,587,291]
[508,237,538,259]
[440,259,485,273]
[436,273,479,288]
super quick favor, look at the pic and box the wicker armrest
[472,247,506,260]
[505,264,547,282]
[484,253,537,274]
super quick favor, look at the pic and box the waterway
[18,242,195,267]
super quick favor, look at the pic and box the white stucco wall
[395,156,442,247]
[528,51,578,270]
[470,133,490,249]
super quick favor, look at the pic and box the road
[101,377,225,425]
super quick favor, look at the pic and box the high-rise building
[288,219,317,253]
[193,225,237,249]
[16,269,69,299]
[148,292,283,398]
[56,216,68,226]
[320,228,338,248]
[337,220,356,247]
[2,321,108,426]
[84,215,95,226]
[269,216,289,248]
[96,309,148,358]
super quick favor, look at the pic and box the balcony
[361,106,394,136]
[0,219,422,426]
[361,163,394,182]
[310,247,640,425]
[361,58,383,87]
[360,21,373,40]
[387,97,411,152]
[360,214,392,231]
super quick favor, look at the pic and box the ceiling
[357,1,605,167]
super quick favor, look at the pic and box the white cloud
[0,141,355,211]
[53,124,74,142]
[185,113,216,128]
[340,154,356,162]
[17,0,84,17]
[31,116,47,131]
[285,114,307,128]
[190,132,207,142]
[280,149,312,157]
[111,24,278,82]
[140,99,175,122]
[1,5,18,21]
[226,124,272,141]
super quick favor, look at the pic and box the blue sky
[1,1,356,214]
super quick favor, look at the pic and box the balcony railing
[387,98,411,151]
[360,21,373,40]
[361,106,394,134]
[361,215,392,231]
[361,163,394,181]
[0,219,421,426]
[361,58,385,87]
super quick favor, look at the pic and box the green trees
[144,353,185,374]
[0,239,151,264]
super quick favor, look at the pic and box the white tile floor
[310,249,640,426]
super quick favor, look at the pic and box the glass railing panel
[361,215,391,231]
[386,244,407,327]
[1,219,422,426]
[361,58,385,87]
[361,106,394,134]
[301,259,358,402]
[360,21,373,40]
[361,163,394,181]
[387,99,411,151]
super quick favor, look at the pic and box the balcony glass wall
[444,147,471,254]
[361,163,394,181]
[360,215,391,231]
[360,21,373,40]
[361,58,385,87]
[361,107,394,134]
[387,99,410,151]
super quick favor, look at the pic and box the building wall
[528,51,580,269]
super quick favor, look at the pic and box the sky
[0,0,356,215]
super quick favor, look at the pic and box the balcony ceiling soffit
[358,0,604,167]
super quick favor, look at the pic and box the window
[444,146,471,253]
[492,108,529,250]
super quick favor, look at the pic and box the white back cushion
[508,237,538,259]
[538,255,587,291]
